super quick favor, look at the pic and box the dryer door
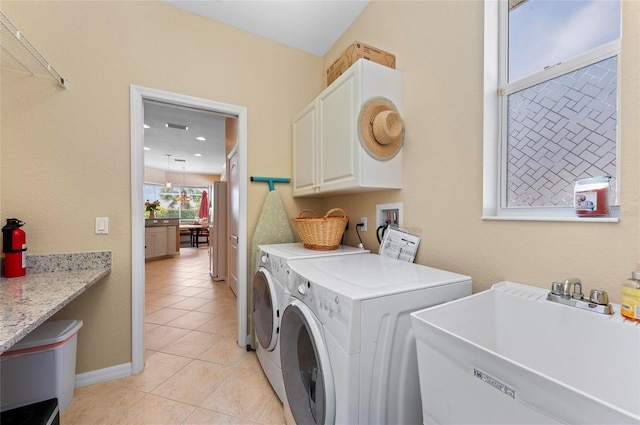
[280,299,335,425]
[252,267,279,351]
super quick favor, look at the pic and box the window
[144,183,207,221]
[484,0,621,220]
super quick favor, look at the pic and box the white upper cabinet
[293,59,403,197]
[292,102,317,195]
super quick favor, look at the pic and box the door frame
[130,85,248,374]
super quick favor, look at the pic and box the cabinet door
[317,67,359,192]
[145,227,174,259]
[145,234,153,259]
[152,228,168,257]
[166,226,177,255]
[292,101,317,196]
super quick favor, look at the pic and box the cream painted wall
[1,1,322,373]
[3,0,637,378]
[322,1,640,301]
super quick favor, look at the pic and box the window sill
[482,206,620,223]
[482,215,619,223]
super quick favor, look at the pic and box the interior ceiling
[160,0,369,56]
[145,1,369,176]
[143,100,228,176]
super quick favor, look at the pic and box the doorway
[130,85,248,374]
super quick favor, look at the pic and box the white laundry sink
[410,281,640,424]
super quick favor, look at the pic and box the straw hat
[358,97,404,161]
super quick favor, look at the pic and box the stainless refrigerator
[210,181,228,281]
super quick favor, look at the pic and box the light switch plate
[95,217,109,234]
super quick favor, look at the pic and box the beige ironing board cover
[248,190,295,348]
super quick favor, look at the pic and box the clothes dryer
[279,253,472,425]
[252,243,368,403]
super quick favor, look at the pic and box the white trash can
[1,320,83,413]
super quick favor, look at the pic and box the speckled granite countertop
[0,251,111,353]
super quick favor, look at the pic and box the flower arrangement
[145,200,160,212]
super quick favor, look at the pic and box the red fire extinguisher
[2,218,27,278]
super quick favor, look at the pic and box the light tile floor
[62,246,285,425]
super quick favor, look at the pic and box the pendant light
[165,154,172,188]
[175,167,191,203]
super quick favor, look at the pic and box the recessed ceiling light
[165,123,188,130]
[144,147,151,151]
[196,136,206,141]
[194,153,202,157]
[143,124,150,129]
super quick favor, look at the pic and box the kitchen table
[179,224,205,247]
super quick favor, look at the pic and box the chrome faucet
[547,278,613,315]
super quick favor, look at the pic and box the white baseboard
[75,363,133,388]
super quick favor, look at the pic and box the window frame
[483,0,621,222]
[144,182,208,221]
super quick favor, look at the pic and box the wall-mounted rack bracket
[250,176,290,191]
[0,10,69,88]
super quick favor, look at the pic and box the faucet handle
[590,289,609,305]
[551,281,562,295]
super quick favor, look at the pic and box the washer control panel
[288,269,357,353]
[257,250,290,284]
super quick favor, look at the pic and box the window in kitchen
[483,0,621,220]
[144,183,206,220]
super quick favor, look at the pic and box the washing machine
[279,253,472,425]
[252,243,368,403]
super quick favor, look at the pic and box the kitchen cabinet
[145,226,177,260]
[293,59,403,197]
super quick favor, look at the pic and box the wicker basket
[291,208,349,250]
